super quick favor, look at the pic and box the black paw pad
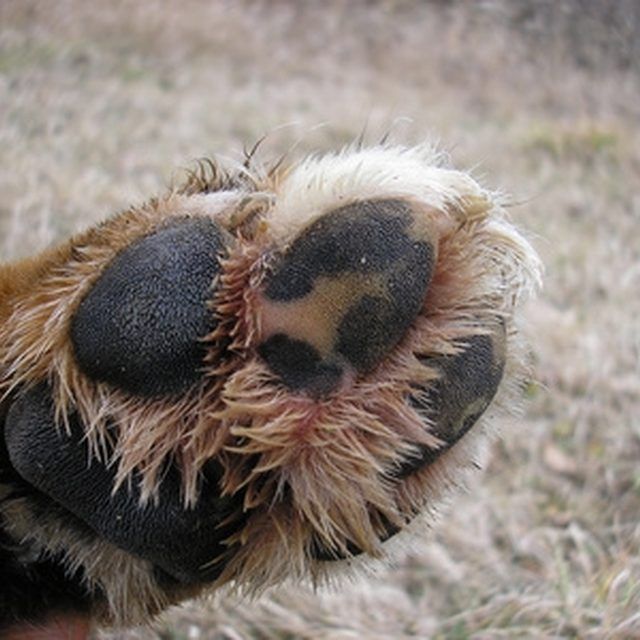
[260,199,435,395]
[71,217,228,397]
[4,384,242,584]
[397,326,506,478]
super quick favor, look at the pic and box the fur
[0,144,541,627]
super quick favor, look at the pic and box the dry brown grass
[1,1,639,638]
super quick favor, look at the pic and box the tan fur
[0,145,541,625]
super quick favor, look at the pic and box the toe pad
[259,199,435,395]
[71,217,227,397]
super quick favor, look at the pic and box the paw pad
[70,217,229,397]
[5,384,240,584]
[258,199,435,395]
[398,325,506,477]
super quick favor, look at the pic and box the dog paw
[0,144,541,626]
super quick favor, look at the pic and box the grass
[1,1,639,637]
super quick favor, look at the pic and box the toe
[258,198,436,396]
[70,217,230,397]
[398,323,507,477]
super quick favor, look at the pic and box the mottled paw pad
[398,323,506,478]
[258,199,435,395]
[71,217,229,397]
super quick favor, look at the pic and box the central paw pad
[258,199,435,395]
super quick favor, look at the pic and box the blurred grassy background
[1,1,639,638]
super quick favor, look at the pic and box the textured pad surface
[71,217,227,397]
[399,327,506,477]
[259,199,434,395]
[4,385,241,584]
[0,432,94,629]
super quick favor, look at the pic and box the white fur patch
[267,145,492,242]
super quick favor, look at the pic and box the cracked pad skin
[0,145,541,630]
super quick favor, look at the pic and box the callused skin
[400,327,506,477]
[0,207,501,621]
[0,407,96,633]
[0,206,502,624]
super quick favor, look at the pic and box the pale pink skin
[4,615,91,640]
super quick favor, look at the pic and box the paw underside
[0,148,536,626]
